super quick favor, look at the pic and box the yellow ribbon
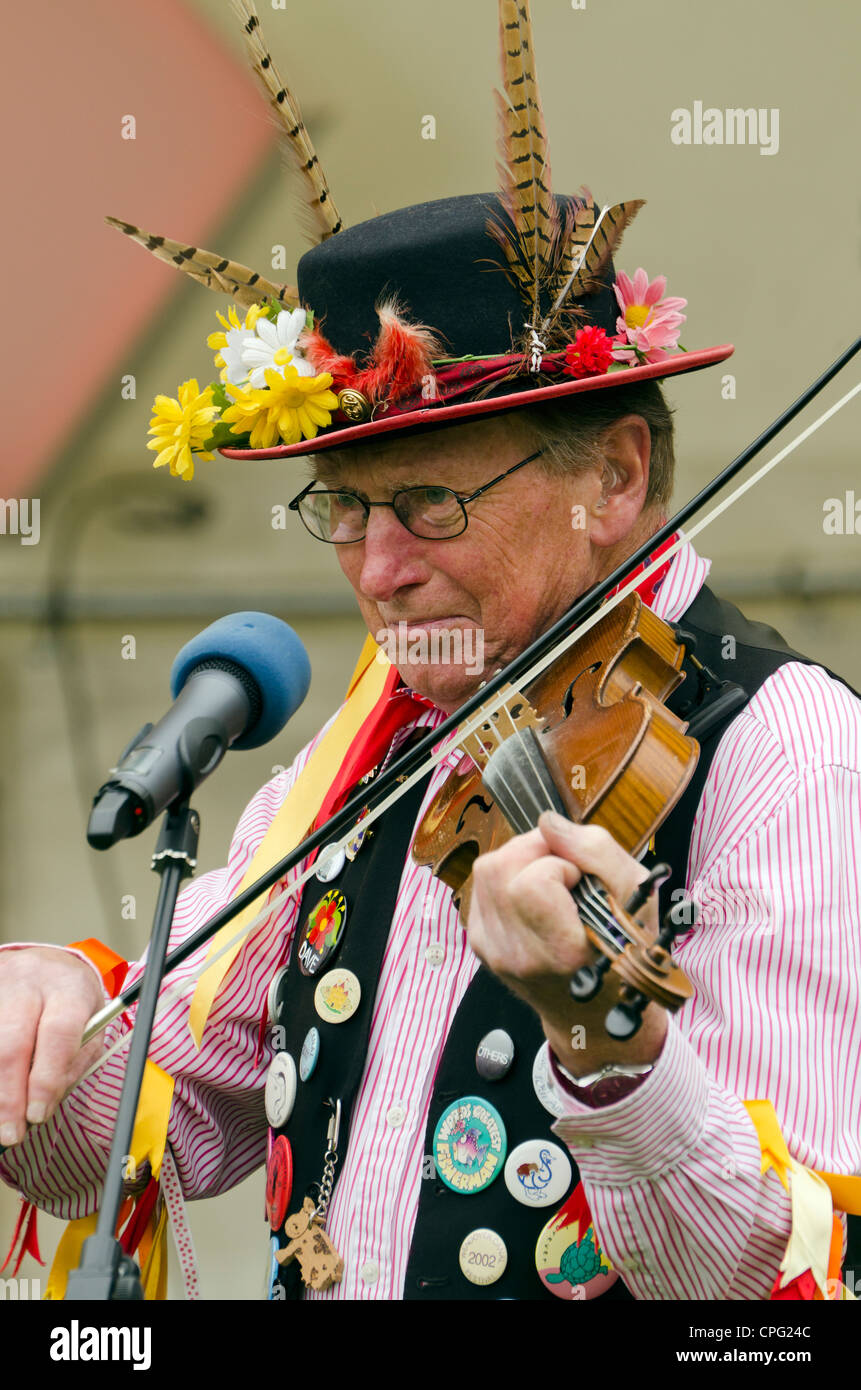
[187,635,389,1046]
[44,1061,175,1300]
[743,1097,861,1299]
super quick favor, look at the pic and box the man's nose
[356,505,429,602]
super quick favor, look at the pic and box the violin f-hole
[562,662,601,717]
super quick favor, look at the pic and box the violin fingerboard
[481,727,567,834]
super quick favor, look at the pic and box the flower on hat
[222,366,339,448]
[613,269,686,364]
[146,379,219,481]
[207,304,266,386]
[562,325,616,379]
[240,308,317,388]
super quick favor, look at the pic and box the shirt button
[360,1260,380,1284]
[386,1104,406,1128]
[425,944,445,967]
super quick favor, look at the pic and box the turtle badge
[535,1182,619,1300]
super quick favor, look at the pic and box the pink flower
[612,268,687,364]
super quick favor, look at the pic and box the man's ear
[589,415,651,545]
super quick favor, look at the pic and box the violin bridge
[457,684,545,772]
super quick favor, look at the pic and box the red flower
[562,326,616,379]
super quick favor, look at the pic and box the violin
[412,591,699,1039]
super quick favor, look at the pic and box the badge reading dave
[298,889,347,977]
[534,1182,619,1300]
[433,1097,507,1195]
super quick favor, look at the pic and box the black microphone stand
[64,800,199,1300]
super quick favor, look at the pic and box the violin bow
[79,336,861,1056]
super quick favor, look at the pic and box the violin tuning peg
[569,956,610,1003]
[624,863,672,917]
[659,895,699,948]
[604,989,648,1040]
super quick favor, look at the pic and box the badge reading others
[535,1183,619,1300]
[459,1229,508,1287]
[314,968,361,1024]
[298,889,348,977]
[433,1096,507,1194]
[504,1140,572,1208]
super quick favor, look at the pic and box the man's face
[311,412,650,713]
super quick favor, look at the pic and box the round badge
[532,1046,564,1118]
[345,807,372,860]
[314,968,361,1024]
[504,1140,572,1208]
[535,1183,619,1300]
[475,1029,515,1081]
[265,1051,297,1128]
[267,966,289,1027]
[299,1026,320,1082]
[315,843,346,883]
[265,1135,293,1230]
[298,889,348,977]
[459,1228,508,1287]
[433,1096,507,1194]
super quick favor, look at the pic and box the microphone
[86,612,311,849]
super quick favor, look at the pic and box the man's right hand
[0,947,107,1149]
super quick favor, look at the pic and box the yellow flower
[206,303,266,383]
[146,379,219,481]
[222,367,339,448]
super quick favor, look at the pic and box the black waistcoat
[266,585,859,1299]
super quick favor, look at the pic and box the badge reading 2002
[433,1096,507,1194]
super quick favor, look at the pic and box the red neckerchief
[608,531,680,609]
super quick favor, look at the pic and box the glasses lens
[395,486,466,538]
[300,490,367,543]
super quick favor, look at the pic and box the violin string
[491,717,623,946]
[71,377,861,1086]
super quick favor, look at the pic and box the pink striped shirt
[2,539,860,1299]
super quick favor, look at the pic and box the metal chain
[313,1098,341,1222]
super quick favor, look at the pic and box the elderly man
[2,342,860,1299]
[1,0,859,1299]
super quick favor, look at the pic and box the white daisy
[241,308,316,387]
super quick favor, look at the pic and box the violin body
[412,593,700,1028]
[414,592,699,904]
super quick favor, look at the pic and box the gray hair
[512,380,677,512]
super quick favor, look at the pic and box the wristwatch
[552,1056,655,1108]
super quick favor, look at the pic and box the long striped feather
[491,0,559,319]
[540,198,645,339]
[105,217,299,310]
[232,0,342,243]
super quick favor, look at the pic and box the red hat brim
[219,344,733,461]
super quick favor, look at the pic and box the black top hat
[115,0,732,477]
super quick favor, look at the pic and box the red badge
[266,1135,294,1232]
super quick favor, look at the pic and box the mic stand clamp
[64,800,200,1300]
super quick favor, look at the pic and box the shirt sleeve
[542,663,861,1299]
[0,757,312,1218]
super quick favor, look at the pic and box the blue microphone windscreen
[170,612,311,750]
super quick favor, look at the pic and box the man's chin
[394,662,484,715]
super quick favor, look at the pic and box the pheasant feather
[232,0,342,243]
[105,217,299,310]
[539,197,645,341]
[489,0,560,321]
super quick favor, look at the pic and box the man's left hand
[466,811,668,1077]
